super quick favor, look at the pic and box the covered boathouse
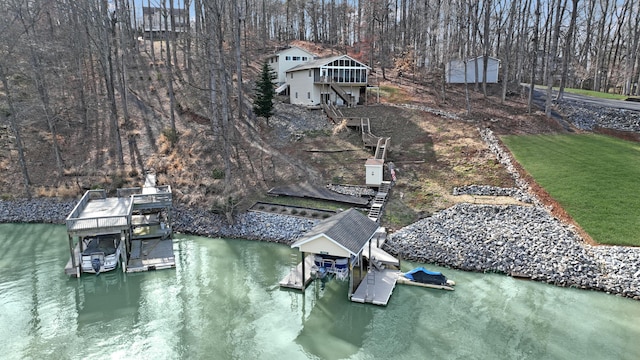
[64,176,175,277]
[280,208,400,306]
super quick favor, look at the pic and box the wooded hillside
[1,0,638,212]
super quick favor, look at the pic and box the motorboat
[80,234,123,275]
[311,255,349,281]
[398,267,456,291]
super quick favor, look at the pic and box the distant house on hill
[446,56,500,84]
[285,54,371,107]
[142,7,188,39]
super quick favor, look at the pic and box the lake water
[1,223,639,360]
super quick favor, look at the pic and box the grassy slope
[501,134,640,246]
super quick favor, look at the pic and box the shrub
[299,210,307,216]
[291,209,298,215]
[211,168,225,179]
[161,127,179,146]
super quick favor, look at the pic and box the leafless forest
[1,0,639,206]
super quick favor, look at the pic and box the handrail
[66,190,106,221]
[66,214,130,232]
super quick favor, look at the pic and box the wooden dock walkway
[362,239,399,268]
[350,269,401,306]
[279,254,315,290]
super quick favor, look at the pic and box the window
[293,56,300,61]
[308,70,312,77]
[295,92,298,99]
[290,73,293,79]
[307,92,310,99]
[302,57,308,61]
[285,56,291,60]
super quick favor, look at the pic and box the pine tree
[253,61,277,125]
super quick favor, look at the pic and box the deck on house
[127,238,175,272]
[350,269,401,306]
[279,254,315,290]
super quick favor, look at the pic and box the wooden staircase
[329,82,356,107]
[368,181,391,222]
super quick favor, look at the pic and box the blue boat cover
[403,267,449,285]
[404,267,443,280]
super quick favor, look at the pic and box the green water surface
[1,223,639,360]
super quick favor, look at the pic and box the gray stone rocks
[327,184,376,197]
[452,185,534,203]
[0,199,75,224]
[172,205,317,244]
[384,203,640,299]
[556,100,640,132]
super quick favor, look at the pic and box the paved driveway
[524,84,640,113]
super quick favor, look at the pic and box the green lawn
[555,87,629,100]
[501,134,640,246]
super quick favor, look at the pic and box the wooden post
[300,251,306,290]
[68,235,75,267]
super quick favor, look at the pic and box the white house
[446,56,500,84]
[265,46,317,85]
[142,7,188,38]
[285,55,371,107]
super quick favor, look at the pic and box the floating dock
[64,176,175,277]
[350,269,401,306]
[279,254,315,290]
[350,232,401,306]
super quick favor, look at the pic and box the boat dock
[350,269,401,306]
[279,254,315,290]
[351,231,401,306]
[280,218,403,306]
[64,176,175,277]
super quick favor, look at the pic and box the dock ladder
[365,267,376,301]
[288,252,299,285]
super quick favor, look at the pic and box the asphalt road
[525,85,640,113]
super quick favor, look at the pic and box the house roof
[450,55,501,64]
[267,46,316,59]
[286,54,371,73]
[291,208,379,256]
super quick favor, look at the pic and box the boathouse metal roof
[291,208,379,256]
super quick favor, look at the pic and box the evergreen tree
[253,61,277,125]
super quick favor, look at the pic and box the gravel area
[327,184,376,197]
[556,99,640,132]
[452,185,533,203]
[269,102,331,146]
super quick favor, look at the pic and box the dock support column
[301,251,306,290]
[68,235,78,277]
